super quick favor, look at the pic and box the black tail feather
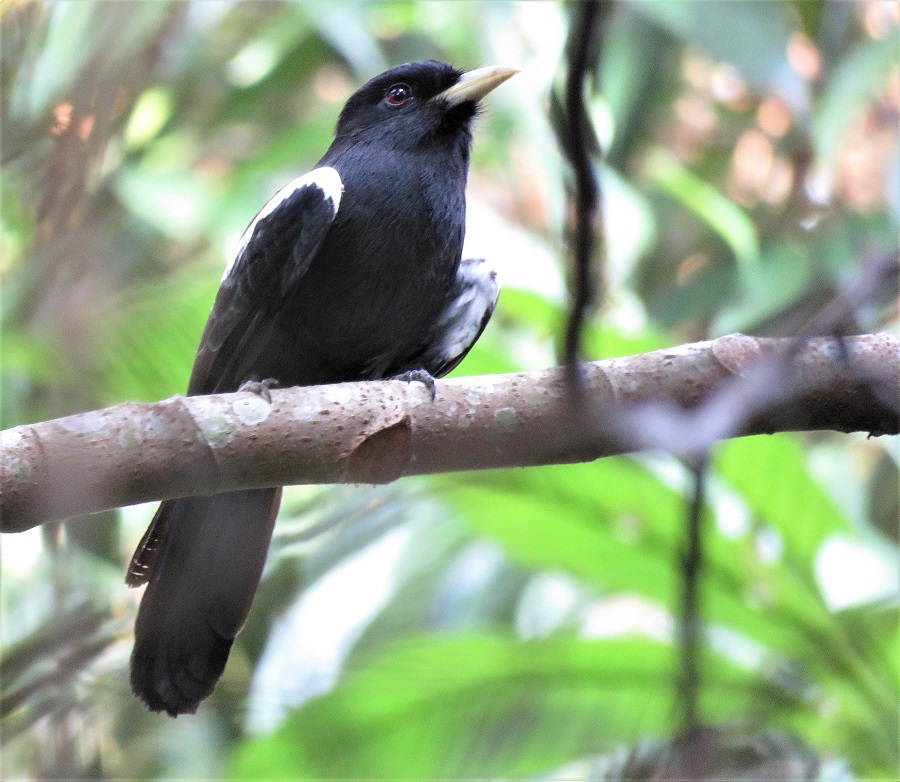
[129,488,281,716]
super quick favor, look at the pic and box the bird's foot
[394,369,437,401]
[238,377,279,404]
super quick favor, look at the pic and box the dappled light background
[1,1,897,780]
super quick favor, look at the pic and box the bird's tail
[127,488,281,716]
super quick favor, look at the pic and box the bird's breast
[285,152,467,379]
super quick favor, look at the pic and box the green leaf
[646,149,759,274]
[633,0,808,112]
[438,463,680,603]
[436,460,837,661]
[814,35,897,172]
[711,243,812,335]
[114,165,215,242]
[123,88,174,149]
[18,2,174,119]
[97,269,218,402]
[601,12,679,166]
[790,0,825,40]
[230,634,784,779]
[868,451,900,544]
[715,435,850,571]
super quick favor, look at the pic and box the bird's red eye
[385,83,412,106]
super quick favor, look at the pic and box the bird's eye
[385,83,412,106]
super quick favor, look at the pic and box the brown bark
[2,333,897,532]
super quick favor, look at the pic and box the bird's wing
[419,257,500,378]
[188,167,343,394]
[129,169,342,587]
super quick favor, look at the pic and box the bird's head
[334,60,517,147]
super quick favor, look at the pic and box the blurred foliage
[0,1,897,780]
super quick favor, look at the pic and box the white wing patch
[433,257,500,363]
[222,166,343,281]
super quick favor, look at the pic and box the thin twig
[678,456,709,738]
[560,0,607,374]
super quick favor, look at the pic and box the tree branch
[2,333,897,532]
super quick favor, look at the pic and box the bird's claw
[395,369,437,401]
[238,378,279,404]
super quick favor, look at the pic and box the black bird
[126,60,516,715]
